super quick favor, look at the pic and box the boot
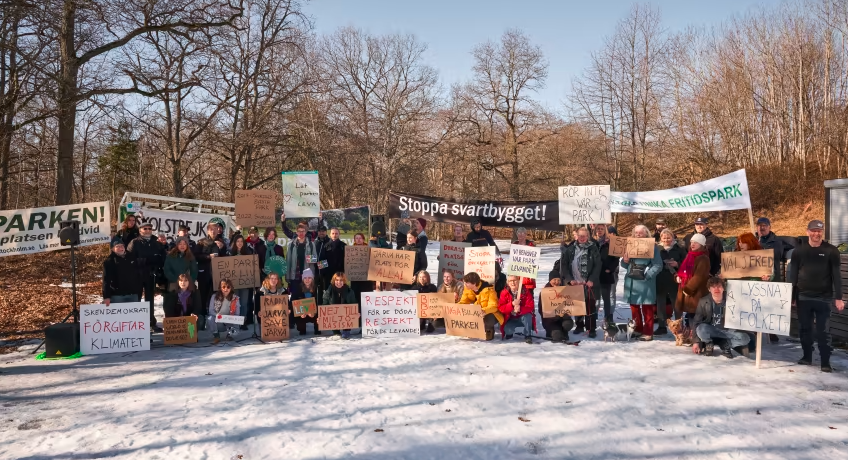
[798,352,813,365]
[821,358,833,372]
[734,346,750,358]
[715,338,733,359]
[574,318,585,335]
[551,330,564,343]
[485,329,494,341]
[769,334,779,344]
[524,335,533,344]
[654,325,668,336]
[426,321,435,333]
[703,342,713,356]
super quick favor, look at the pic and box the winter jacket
[253,239,286,275]
[498,286,535,318]
[126,236,166,275]
[437,282,464,302]
[596,238,620,285]
[286,238,317,282]
[494,272,507,299]
[512,239,537,290]
[620,246,663,305]
[676,251,711,314]
[683,228,723,275]
[369,237,392,249]
[657,243,687,293]
[164,251,199,284]
[322,239,347,278]
[466,228,496,248]
[102,252,142,299]
[692,293,728,333]
[194,235,228,274]
[410,282,438,294]
[459,281,503,325]
[402,243,427,275]
[759,232,793,282]
[415,231,429,270]
[229,245,255,258]
[116,226,140,248]
[560,242,602,301]
[207,294,241,331]
[167,237,196,253]
[163,288,203,317]
[322,285,357,305]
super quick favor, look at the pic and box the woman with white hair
[620,224,664,341]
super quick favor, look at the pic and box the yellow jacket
[458,281,503,325]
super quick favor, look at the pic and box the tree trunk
[56,0,78,205]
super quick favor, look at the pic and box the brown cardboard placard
[260,295,290,341]
[720,249,774,279]
[366,248,415,284]
[608,235,655,259]
[234,189,279,228]
[211,254,261,289]
[442,303,487,340]
[345,245,371,282]
[417,292,455,319]
[540,285,587,317]
[163,316,198,345]
[318,304,360,330]
[292,297,317,316]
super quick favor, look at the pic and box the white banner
[559,185,611,224]
[610,170,751,213]
[724,280,792,336]
[132,208,233,240]
[282,171,320,218]
[506,244,541,279]
[215,314,246,325]
[361,291,420,337]
[80,302,151,355]
[0,201,111,257]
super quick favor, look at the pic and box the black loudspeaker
[59,220,80,246]
[44,323,80,357]
[371,220,387,238]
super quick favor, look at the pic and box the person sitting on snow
[459,272,502,341]
[498,275,536,344]
[692,276,750,358]
[538,270,575,343]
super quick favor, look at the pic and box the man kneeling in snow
[692,276,750,358]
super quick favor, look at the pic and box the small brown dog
[667,318,686,346]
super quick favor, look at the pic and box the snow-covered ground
[2,241,847,460]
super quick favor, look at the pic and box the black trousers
[197,270,213,330]
[139,272,157,327]
[798,297,833,361]
[483,313,499,332]
[542,316,575,336]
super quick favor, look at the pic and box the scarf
[573,241,593,281]
[265,239,277,261]
[330,285,346,303]
[678,249,706,285]
[178,290,192,315]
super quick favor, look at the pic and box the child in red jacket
[499,275,536,344]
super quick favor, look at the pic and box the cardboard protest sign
[558,185,611,225]
[163,316,198,345]
[506,244,541,279]
[235,189,279,228]
[133,208,233,240]
[464,246,497,283]
[417,292,455,319]
[211,254,261,289]
[442,303,487,340]
[318,304,360,330]
[367,248,415,284]
[260,295,290,341]
[361,291,420,337]
[439,241,469,279]
[291,297,317,316]
[1,201,110,257]
[281,171,320,218]
[608,235,655,259]
[215,314,245,325]
[724,280,792,336]
[540,285,587,317]
[721,250,774,279]
[344,245,370,281]
[80,302,151,355]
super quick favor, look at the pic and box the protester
[620,225,663,341]
[157,233,168,247]
[350,233,375,310]
[789,220,844,373]
[512,227,537,297]
[194,222,228,329]
[675,233,711,329]
[756,217,793,344]
[207,279,241,344]
[595,224,620,326]
[163,273,202,318]
[257,227,286,280]
[402,231,427,279]
[116,215,140,247]
[321,228,347,293]
[493,262,507,298]
[168,225,196,251]
[656,229,686,332]
[459,272,502,341]
[245,226,262,252]
[322,272,357,339]
[229,234,255,329]
[653,218,668,242]
[127,222,166,332]
[369,221,392,249]
[437,270,464,302]
[163,237,198,291]
[607,225,620,307]
[395,218,411,250]
[411,270,438,333]
[257,272,288,333]
[683,217,723,275]
[286,223,318,300]
[498,275,536,343]
[412,218,429,270]
[102,238,141,306]
[291,268,319,336]
[692,277,751,358]
[734,233,771,282]
[466,218,497,248]
[560,227,601,338]
[538,270,575,343]
[451,223,465,242]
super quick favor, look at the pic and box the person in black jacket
[789,220,844,373]
[682,217,723,275]
[410,270,439,333]
[560,226,602,337]
[116,215,140,248]
[594,224,620,325]
[127,222,166,331]
[401,231,426,288]
[102,238,142,306]
[756,216,794,344]
[538,270,575,341]
[412,218,429,271]
[466,218,497,248]
[194,223,228,330]
[320,228,347,291]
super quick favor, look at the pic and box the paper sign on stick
[235,189,279,227]
[608,235,655,259]
[212,254,261,289]
[318,304,360,330]
[361,291,420,337]
[260,295,290,341]
[721,250,774,279]
[724,280,792,336]
[164,316,198,345]
[464,247,496,283]
[558,185,611,225]
[442,303,487,340]
[506,244,541,279]
[417,293,454,319]
[439,241,469,279]
[80,302,151,355]
[291,298,317,316]
[540,286,587,317]
[367,248,415,284]
[345,245,371,282]
[281,171,320,218]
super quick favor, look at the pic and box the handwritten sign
[212,254,261,289]
[464,246,496,283]
[292,297,317,316]
[235,189,279,228]
[558,185,611,225]
[260,295,290,341]
[163,316,198,345]
[439,241,469,279]
[318,304,360,330]
[506,244,541,279]
[721,250,774,279]
[281,171,320,218]
[344,245,371,281]
[608,235,655,259]
[80,302,150,355]
[216,314,245,325]
[361,291,420,337]
[417,292,454,319]
[724,280,792,336]
[442,303,487,340]
[366,248,415,284]
[540,286,587,317]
